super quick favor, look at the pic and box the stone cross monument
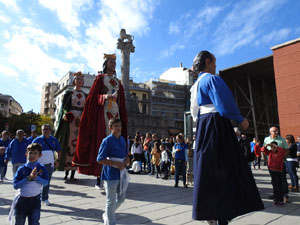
[117,28,135,95]
[117,28,138,113]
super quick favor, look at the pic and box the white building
[159,65,194,86]
[0,93,23,117]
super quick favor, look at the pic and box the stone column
[117,28,139,114]
[117,29,135,95]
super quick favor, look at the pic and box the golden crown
[103,53,116,60]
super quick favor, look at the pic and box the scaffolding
[220,55,279,140]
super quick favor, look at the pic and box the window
[142,94,147,100]
[142,104,147,114]
[132,92,136,97]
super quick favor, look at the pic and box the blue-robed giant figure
[190,51,264,225]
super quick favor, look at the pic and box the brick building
[271,38,300,138]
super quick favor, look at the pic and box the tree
[37,114,53,133]
[0,113,53,136]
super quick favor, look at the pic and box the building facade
[129,81,151,115]
[271,38,300,138]
[144,79,190,135]
[0,93,23,117]
[40,82,58,116]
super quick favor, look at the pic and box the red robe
[72,74,128,176]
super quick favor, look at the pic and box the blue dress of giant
[192,72,264,221]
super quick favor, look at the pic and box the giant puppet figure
[72,54,127,177]
[190,51,264,225]
[55,71,87,181]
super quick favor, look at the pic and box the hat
[103,53,116,60]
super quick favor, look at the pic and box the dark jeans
[270,170,284,202]
[0,166,4,180]
[282,163,289,195]
[42,164,53,201]
[15,195,41,225]
[155,165,160,177]
[254,157,261,168]
[286,161,299,187]
[144,151,151,173]
[269,164,289,197]
[161,161,169,178]
[174,159,186,185]
[3,162,7,177]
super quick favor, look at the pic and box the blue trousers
[286,161,299,187]
[104,180,126,225]
[41,164,53,201]
[15,195,41,225]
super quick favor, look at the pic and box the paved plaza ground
[1,164,300,225]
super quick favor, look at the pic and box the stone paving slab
[1,164,300,224]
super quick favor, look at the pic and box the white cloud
[184,6,222,39]
[0,64,19,78]
[255,28,291,46]
[0,0,19,11]
[213,0,287,55]
[0,15,10,23]
[3,32,77,91]
[38,0,93,35]
[21,18,31,25]
[169,22,180,35]
[3,30,10,39]
[79,0,159,71]
[1,0,159,112]
[20,27,70,49]
[131,66,158,82]
[160,43,185,58]
[163,6,222,57]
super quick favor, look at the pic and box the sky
[0,0,300,113]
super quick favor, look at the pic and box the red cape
[72,74,127,176]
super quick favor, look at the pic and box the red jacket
[261,146,285,172]
[254,144,261,157]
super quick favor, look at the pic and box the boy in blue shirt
[11,143,48,225]
[97,118,129,225]
[172,134,189,188]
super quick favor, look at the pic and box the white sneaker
[43,200,52,206]
[95,183,104,190]
[102,213,107,225]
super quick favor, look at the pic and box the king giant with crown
[72,54,127,176]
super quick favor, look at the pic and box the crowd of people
[1,123,300,225]
[1,50,300,225]
[127,132,194,187]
